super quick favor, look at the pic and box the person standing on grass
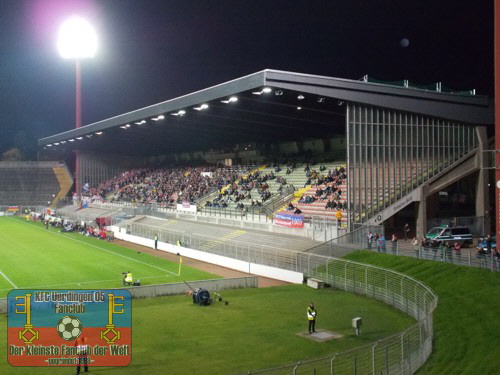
[307,303,317,333]
[75,332,89,374]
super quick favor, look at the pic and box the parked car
[425,226,473,248]
[476,236,496,254]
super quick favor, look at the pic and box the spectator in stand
[403,223,410,241]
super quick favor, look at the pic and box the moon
[400,38,410,47]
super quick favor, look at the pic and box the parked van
[425,226,473,247]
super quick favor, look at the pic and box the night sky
[0,0,494,158]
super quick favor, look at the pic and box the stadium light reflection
[171,110,186,116]
[221,96,238,104]
[252,87,272,95]
[193,103,209,111]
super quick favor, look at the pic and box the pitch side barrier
[0,277,257,314]
[117,222,437,374]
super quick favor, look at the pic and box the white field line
[0,273,173,293]
[11,218,177,276]
[0,270,18,289]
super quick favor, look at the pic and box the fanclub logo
[56,315,82,341]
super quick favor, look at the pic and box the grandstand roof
[39,69,493,156]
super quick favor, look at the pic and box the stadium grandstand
[37,69,493,238]
[0,69,496,374]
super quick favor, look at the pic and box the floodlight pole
[75,59,81,197]
[495,0,500,240]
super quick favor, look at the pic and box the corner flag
[178,256,183,276]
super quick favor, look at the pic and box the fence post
[330,353,337,375]
[400,334,405,374]
[371,341,378,375]
[386,345,389,375]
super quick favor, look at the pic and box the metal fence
[124,222,437,375]
[246,259,436,374]
[365,240,500,272]
[427,216,489,237]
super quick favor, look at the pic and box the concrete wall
[0,277,257,314]
[112,227,304,284]
[124,276,258,299]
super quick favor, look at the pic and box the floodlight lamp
[95,132,103,135]
[275,90,283,96]
[135,120,146,125]
[194,104,209,111]
[297,94,305,100]
[60,141,66,144]
[297,106,302,110]
[262,87,272,93]
[221,96,238,104]
[76,137,83,140]
[252,91,262,95]
[54,142,60,145]
[317,97,325,103]
[69,139,75,142]
[47,144,52,147]
[57,16,98,59]
[151,115,165,121]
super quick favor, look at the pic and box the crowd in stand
[205,169,280,210]
[80,158,347,218]
[295,165,348,211]
[82,165,254,205]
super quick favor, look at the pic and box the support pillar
[416,185,428,240]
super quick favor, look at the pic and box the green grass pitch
[345,251,500,375]
[0,216,218,297]
[0,285,414,374]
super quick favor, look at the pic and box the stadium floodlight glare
[194,103,209,111]
[221,96,238,104]
[297,106,302,110]
[152,115,165,121]
[253,88,272,95]
[68,139,75,142]
[57,16,98,59]
[95,131,103,135]
[76,137,83,140]
[135,120,147,125]
[57,16,97,198]
[171,110,186,116]
[297,94,305,100]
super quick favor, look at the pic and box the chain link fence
[123,222,437,375]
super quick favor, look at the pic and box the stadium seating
[0,161,70,207]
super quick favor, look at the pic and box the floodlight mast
[57,16,97,197]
